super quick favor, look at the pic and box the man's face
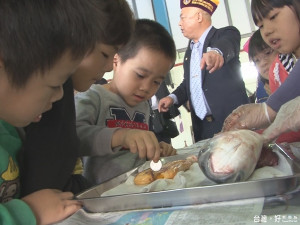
[179,7,201,40]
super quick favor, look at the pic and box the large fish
[198,130,264,183]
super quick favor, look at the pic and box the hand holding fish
[222,103,276,132]
[262,96,300,143]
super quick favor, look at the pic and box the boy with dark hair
[21,0,135,196]
[75,19,177,185]
[0,0,104,224]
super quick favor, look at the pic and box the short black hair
[118,19,176,65]
[251,0,300,26]
[248,30,271,61]
[95,0,134,48]
[0,0,104,88]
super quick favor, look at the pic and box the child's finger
[147,134,160,162]
[134,138,147,158]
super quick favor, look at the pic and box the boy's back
[0,0,105,224]
[21,0,135,196]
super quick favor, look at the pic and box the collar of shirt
[190,26,212,50]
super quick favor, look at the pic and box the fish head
[198,130,263,184]
[198,146,246,183]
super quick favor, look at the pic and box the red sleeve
[268,55,289,93]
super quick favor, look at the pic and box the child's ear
[113,53,120,69]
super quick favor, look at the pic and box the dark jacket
[149,80,180,143]
[21,78,89,196]
[173,26,249,142]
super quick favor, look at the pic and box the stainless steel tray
[76,143,300,213]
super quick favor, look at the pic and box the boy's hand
[159,141,177,157]
[22,189,81,225]
[113,129,161,162]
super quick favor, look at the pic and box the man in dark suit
[159,0,249,142]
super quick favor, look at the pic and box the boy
[21,0,135,196]
[0,0,104,224]
[75,19,177,185]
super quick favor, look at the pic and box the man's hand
[158,96,174,112]
[200,51,224,73]
[22,189,81,225]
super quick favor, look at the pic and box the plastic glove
[262,96,300,143]
[222,103,276,131]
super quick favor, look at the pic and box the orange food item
[134,155,197,185]
[133,168,155,185]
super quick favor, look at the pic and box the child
[223,0,300,134]
[252,0,300,142]
[0,0,105,224]
[21,0,134,196]
[248,29,300,143]
[248,28,295,97]
[248,30,276,102]
[75,19,177,185]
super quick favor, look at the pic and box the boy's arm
[75,86,160,161]
[21,189,81,225]
[1,199,36,225]
[75,88,118,157]
[1,190,81,225]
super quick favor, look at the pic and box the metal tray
[76,143,300,213]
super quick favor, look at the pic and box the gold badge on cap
[183,0,192,5]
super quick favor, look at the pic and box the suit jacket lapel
[202,27,216,82]
[184,41,192,93]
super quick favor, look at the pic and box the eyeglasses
[252,48,275,65]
